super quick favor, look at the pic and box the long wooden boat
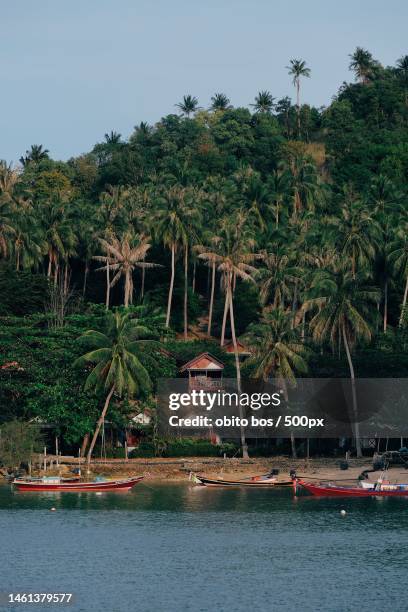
[193,474,293,488]
[12,476,144,492]
[297,478,408,497]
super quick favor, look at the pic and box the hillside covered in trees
[1,48,407,458]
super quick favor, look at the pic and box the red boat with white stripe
[296,478,408,497]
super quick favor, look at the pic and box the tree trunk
[87,386,115,468]
[383,279,388,333]
[399,274,408,327]
[184,244,188,340]
[207,260,216,337]
[192,260,196,293]
[124,269,130,307]
[83,260,89,297]
[228,276,248,459]
[220,285,229,346]
[166,243,175,327]
[141,267,145,301]
[342,325,362,458]
[47,252,52,277]
[105,257,110,311]
[296,80,300,137]
[80,432,89,457]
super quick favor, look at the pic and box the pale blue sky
[1,0,407,162]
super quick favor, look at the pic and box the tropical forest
[1,48,408,461]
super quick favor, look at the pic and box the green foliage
[0,265,49,315]
[0,420,43,468]
[130,438,238,458]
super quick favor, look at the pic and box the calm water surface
[0,482,407,612]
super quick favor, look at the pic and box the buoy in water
[340,509,346,516]
[50,507,56,512]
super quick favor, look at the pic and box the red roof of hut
[179,352,224,373]
[223,340,251,355]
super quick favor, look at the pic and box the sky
[1,0,407,162]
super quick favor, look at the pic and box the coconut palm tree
[210,93,231,111]
[154,185,200,335]
[198,215,258,458]
[389,227,408,326]
[332,193,380,280]
[93,233,158,308]
[251,91,275,114]
[175,95,199,117]
[40,197,77,285]
[0,162,19,258]
[303,268,380,457]
[104,131,122,145]
[19,144,49,166]
[396,55,408,104]
[281,154,317,219]
[258,240,303,309]
[349,47,378,84]
[286,59,311,136]
[243,307,309,457]
[74,310,161,467]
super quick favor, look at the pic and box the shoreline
[17,455,408,484]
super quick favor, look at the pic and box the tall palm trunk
[296,79,301,137]
[87,386,115,468]
[184,244,188,340]
[228,276,248,459]
[124,269,131,307]
[207,260,216,337]
[399,274,408,326]
[166,243,176,327]
[220,285,229,346]
[141,267,145,301]
[383,279,388,333]
[342,325,362,458]
[105,257,110,311]
[47,251,52,277]
[192,260,196,293]
[83,260,89,296]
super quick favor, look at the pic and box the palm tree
[0,162,19,257]
[251,91,275,114]
[303,269,380,457]
[210,93,231,111]
[258,241,302,309]
[93,233,158,308]
[389,228,408,326]
[74,310,161,467]
[19,144,49,166]
[154,185,199,335]
[269,169,290,228]
[349,47,377,84]
[198,215,258,458]
[40,197,77,285]
[333,193,380,280]
[104,131,122,145]
[286,59,311,136]
[281,154,317,219]
[175,95,199,117]
[243,308,309,457]
[396,55,408,104]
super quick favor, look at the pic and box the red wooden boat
[296,478,408,497]
[13,476,144,492]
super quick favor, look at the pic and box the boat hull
[195,475,292,488]
[13,476,144,492]
[298,479,408,497]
